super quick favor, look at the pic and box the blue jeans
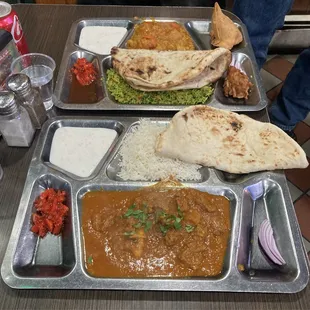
[233,0,310,130]
[268,48,310,130]
[233,0,293,69]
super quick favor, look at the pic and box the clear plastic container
[10,53,56,111]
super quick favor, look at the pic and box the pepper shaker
[0,91,35,147]
[7,73,47,129]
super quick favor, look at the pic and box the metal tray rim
[53,14,268,112]
[1,116,308,293]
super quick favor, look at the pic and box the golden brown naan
[111,47,231,91]
[155,106,308,174]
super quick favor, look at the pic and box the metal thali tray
[53,13,268,112]
[1,116,309,292]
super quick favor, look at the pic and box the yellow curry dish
[126,21,196,51]
[82,181,231,278]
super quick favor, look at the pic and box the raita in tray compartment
[50,127,117,178]
[74,19,133,55]
[12,174,75,278]
[61,51,103,104]
[237,179,299,281]
[79,26,128,55]
[41,119,124,180]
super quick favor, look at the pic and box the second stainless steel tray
[53,12,268,112]
[1,116,308,292]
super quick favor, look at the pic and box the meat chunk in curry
[82,183,230,278]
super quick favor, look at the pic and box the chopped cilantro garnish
[185,224,195,233]
[123,204,136,218]
[160,225,169,235]
[144,220,152,232]
[87,255,93,265]
[174,217,182,230]
[124,231,135,236]
[124,204,188,236]
[177,205,183,219]
[133,222,142,228]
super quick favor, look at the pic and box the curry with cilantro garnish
[81,181,230,278]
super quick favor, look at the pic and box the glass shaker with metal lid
[7,73,47,129]
[0,91,35,147]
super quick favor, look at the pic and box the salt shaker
[7,74,47,129]
[0,91,35,147]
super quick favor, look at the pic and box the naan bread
[210,2,243,50]
[111,47,231,91]
[155,106,308,174]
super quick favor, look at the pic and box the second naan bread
[155,106,308,174]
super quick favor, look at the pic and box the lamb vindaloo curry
[82,182,230,278]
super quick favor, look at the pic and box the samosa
[210,2,243,50]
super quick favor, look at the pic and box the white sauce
[79,26,127,55]
[50,127,117,178]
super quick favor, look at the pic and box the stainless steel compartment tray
[53,13,268,112]
[1,116,308,292]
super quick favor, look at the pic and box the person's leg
[268,48,310,131]
[233,0,293,69]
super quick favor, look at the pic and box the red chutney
[31,188,69,238]
[71,58,97,86]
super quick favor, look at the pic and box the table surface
[0,4,309,310]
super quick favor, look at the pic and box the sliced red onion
[258,219,286,265]
[265,223,284,263]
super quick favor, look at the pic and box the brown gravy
[68,74,98,104]
[82,184,230,278]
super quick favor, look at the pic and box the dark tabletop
[0,4,308,310]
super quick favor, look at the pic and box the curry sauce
[68,74,98,104]
[126,22,195,51]
[82,183,230,278]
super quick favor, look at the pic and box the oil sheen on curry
[82,181,230,278]
[126,21,195,51]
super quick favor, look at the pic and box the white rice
[117,119,201,181]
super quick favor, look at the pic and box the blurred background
[6,0,308,54]
[3,0,309,14]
